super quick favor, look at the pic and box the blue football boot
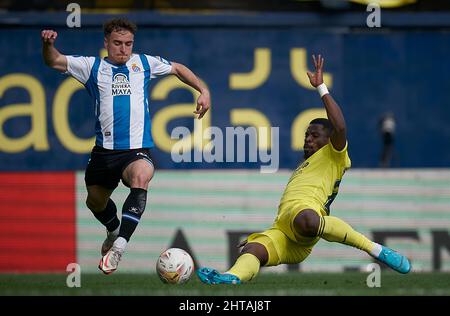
[376,245,411,274]
[196,267,241,284]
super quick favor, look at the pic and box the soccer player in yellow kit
[197,54,411,284]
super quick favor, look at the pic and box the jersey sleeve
[66,56,96,84]
[146,55,173,78]
[329,141,351,168]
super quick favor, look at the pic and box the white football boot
[99,237,127,274]
[101,227,120,256]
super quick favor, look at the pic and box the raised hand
[194,92,211,119]
[41,30,58,45]
[306,54,324,88]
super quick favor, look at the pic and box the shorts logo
[105,131,111,136]
[137,152,153,166]
[137,152,149,158]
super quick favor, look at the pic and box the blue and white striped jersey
[66,54,172,150]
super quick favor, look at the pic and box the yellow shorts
[246,200,325,266]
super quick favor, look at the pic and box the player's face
[104,30,134,65]
[303,124,329,159]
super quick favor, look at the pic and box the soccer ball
[156,248,194,284]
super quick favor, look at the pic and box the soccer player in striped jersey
[197,55,411,285]
[42,18,211,274]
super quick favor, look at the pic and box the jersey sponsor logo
[112,73,132,96]
[131,63,141,72]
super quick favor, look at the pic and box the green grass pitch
[0,272,448,296]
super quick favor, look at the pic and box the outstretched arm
[41,30,67,72]
[171,62,211,119]
[307,54,347,151]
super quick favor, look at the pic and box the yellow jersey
[279,142,351,215]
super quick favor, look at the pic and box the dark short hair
[310,118,333,136]
[103,18,137,37]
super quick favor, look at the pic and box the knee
[241,242,269,266]
[123,160,154,189]
[293,209,320,237]
[86,197,106,213]
[128,171,152,189]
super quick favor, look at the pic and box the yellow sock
[318,216,374,253]
[226,253,260,282]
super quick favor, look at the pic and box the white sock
[113,237,128,251]
[369,242,382,257]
